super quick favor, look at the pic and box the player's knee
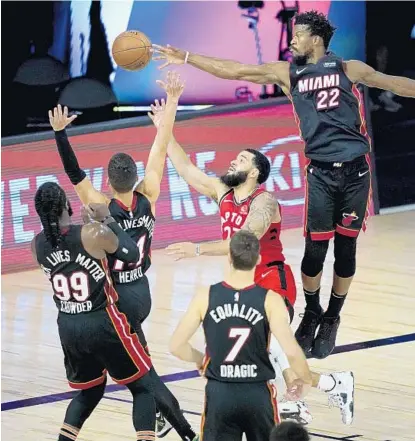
[126,371,154,396]
[301,235,330,277]
[72,379,106,421]
[333,233,357,278]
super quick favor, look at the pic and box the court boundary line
[2,332,414,412]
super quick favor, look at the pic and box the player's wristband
[103,217,140,263]
[195,243,201,256]
[184,51,189,64]
[55,130,86,185]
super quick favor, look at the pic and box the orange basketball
[111,30,152,71]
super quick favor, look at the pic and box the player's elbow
[169,337,182,357]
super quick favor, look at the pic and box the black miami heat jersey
[202,282,275,383]
[107,191,155,284]
[289,52,370,162]
[35,225,113,314]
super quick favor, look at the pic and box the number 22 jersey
[289,52,370,163]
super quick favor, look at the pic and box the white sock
[317,374,336,392]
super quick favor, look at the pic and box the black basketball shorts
[201,380,279,441]
[116,275,152,350]
[58,305,152,390]
[303,154,372,241]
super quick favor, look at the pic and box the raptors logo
[342,211,359,227]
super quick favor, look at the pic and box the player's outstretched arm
[152,44,290,89]
[136,71,185,205]
[265,291,312,399]
[169,287,208,369]
[344,60,415,97]
[166,192,280,260]
[49,105,108,205]
[168,135,227,200]
[147,100,226,200]
[81,203,140,262]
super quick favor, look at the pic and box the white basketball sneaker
[327,371,355,425]
[279,400,313,425]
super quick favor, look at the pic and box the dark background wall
[366,2,415,208]
[2,1,415,209]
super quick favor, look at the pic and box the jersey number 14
[113,235,147,271]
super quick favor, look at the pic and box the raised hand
[147,98,166,129]
[48,104,77,131]
[152,44,187,70]
[156,71,185,99]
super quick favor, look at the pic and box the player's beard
[220,171,249,188]
[293,48,313,66]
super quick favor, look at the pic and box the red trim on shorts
[362,153,372,232]
[310,231,335,241]
[68,370,107,390]
[113,370,146,386]
[303,159,311,237]
[106,304,151,383]
[221,281,256,290]
[101,258,119,303]
[335,224,360,238]
[267,382,280,423]
[200,389,207,441]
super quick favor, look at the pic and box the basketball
[111,30,152,71]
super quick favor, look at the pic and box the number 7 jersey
[289,52,370,163]
[202,282,275,383]
[107,191,155,285]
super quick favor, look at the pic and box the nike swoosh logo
[358,170,369,177]
[261,270,273,278]
[296,68,307,74]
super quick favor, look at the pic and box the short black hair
[245,149,271,184]
[270,422,310,441]
[35,182,72,249]
[108,152,138,193]
[230,230,260,270]
[294,10,336,48]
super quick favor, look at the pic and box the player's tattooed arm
[137,72,185,207]
[241,192,280,239]
[166,193,280,259]
[170,286,208,370]
[344,60,415,97]
[49,105,108,206]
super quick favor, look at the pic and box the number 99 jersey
[35,225,114,314]
[107,192,155,285]
[202,282,275,383]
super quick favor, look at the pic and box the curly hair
[34,182,72,249]
[294,10,337,48]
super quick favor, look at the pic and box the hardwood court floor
[2,211,415,441]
